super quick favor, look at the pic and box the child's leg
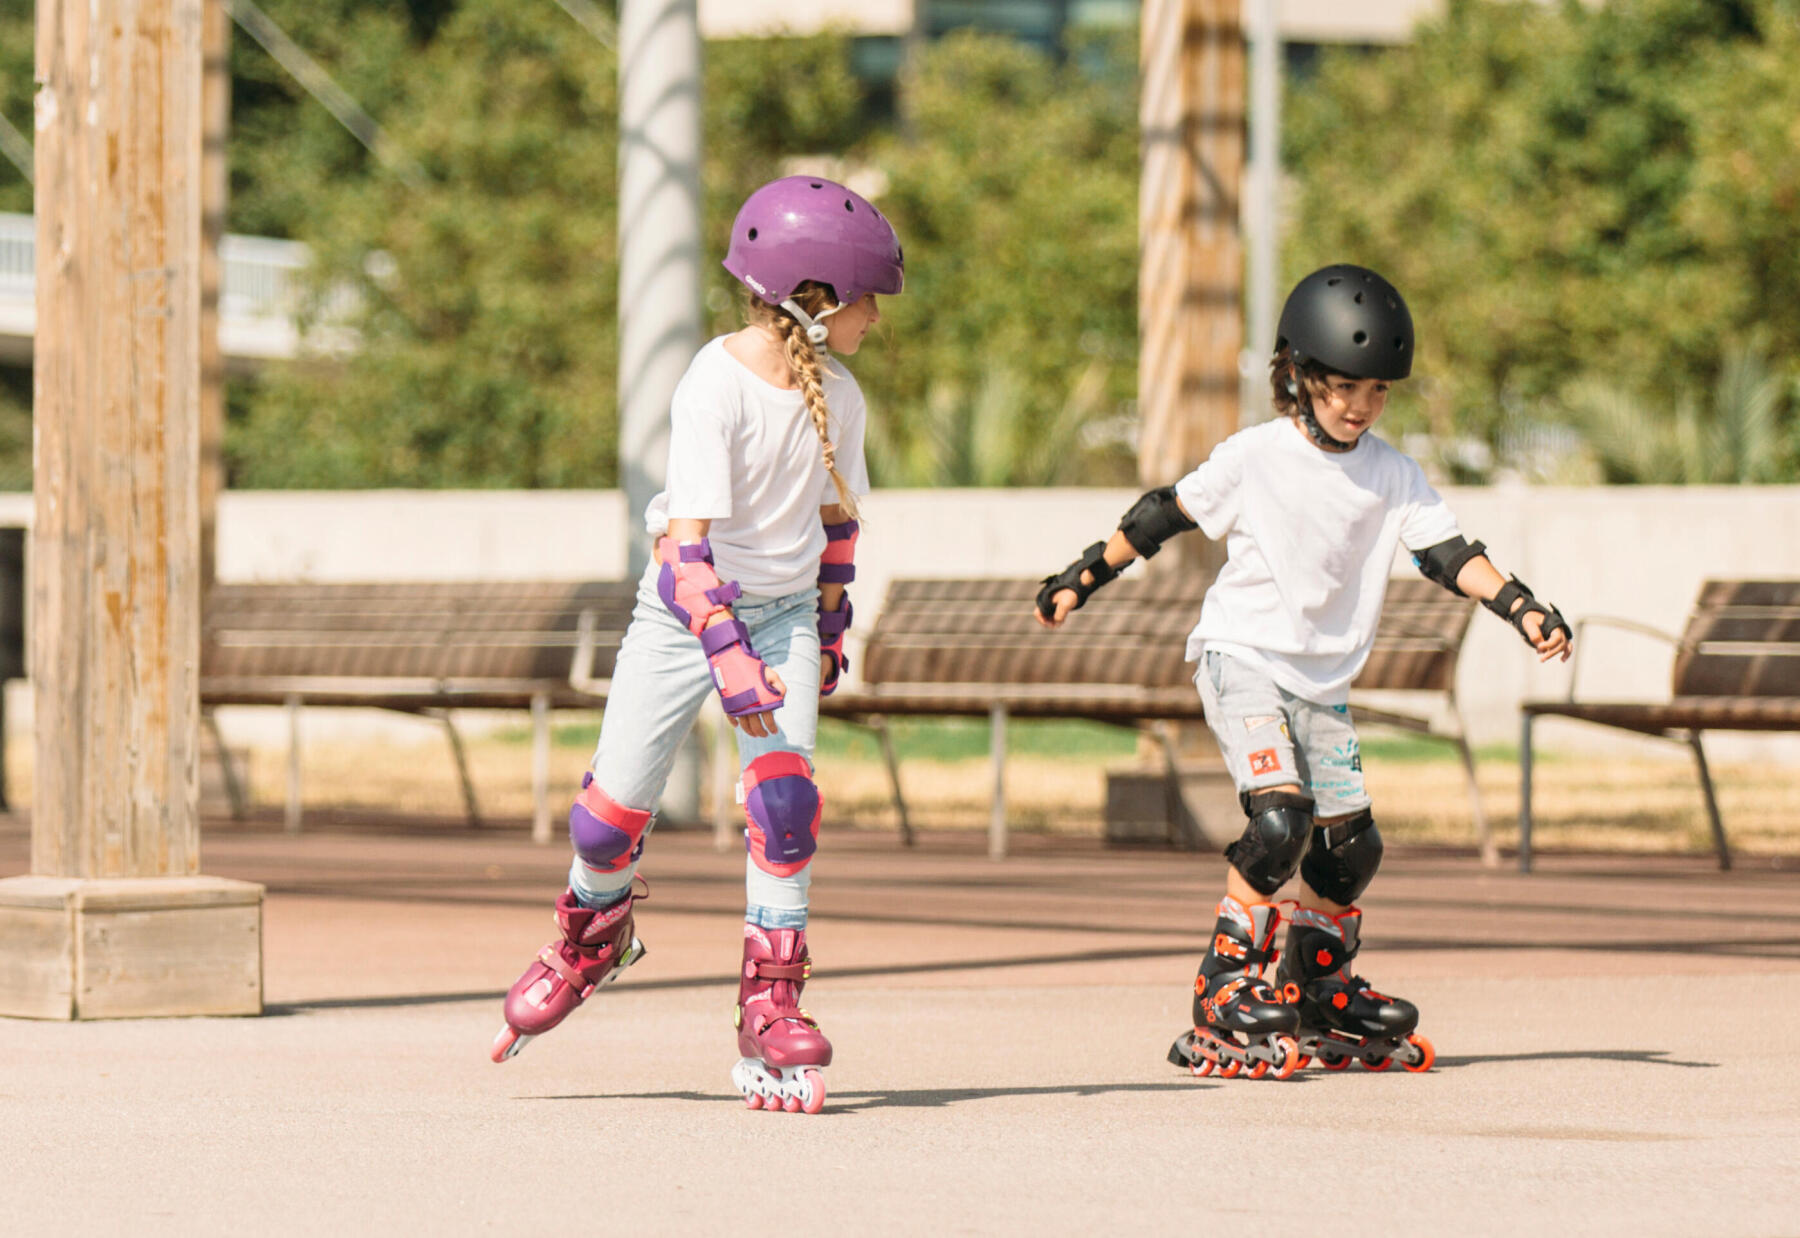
[730,587,824,927]
[569,573,720,909]
[1194,650,1316,902]
[724,587,831,1111]
[490,570,715,1064]
[1276,703,1432,1071]
[1172,651,1303,1078]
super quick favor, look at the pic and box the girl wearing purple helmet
[491,176,903,1115]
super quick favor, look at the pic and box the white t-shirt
[645,335,871,597]
[1173,418,1462,704]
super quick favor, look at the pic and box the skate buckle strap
[753,959,810,982]
[538,945,598,997]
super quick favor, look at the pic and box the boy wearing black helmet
[1036,265,1572,1079]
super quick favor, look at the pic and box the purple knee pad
[568,773,652,875]
[741,752,820,879]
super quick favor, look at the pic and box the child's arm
[1035,486,1198,628]
[1414,536,1573,663]
[661,517,786,736]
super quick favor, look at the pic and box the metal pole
[1244,0,1281,426]
[617,0,703,580]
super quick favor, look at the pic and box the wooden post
[1139,0,1244,580]
[199,0,229,593]
[0,0,263,1021]
[1137,0,1242,777]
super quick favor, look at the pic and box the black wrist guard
[1117,485,1197,559]
[1413,536,1487,597]
[1484,576,1572,647]
[1037,541,1119,620]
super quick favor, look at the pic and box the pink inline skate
[731,924,830,1113]
[490,883,647,1063]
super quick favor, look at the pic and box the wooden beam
[1139,0,1244,579]
[200,0,230,593]
[2,0,261,1020]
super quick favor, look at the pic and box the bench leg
[870,715,914,848]
[285,693,303,836]
[204,708,249,821]
[1518,711,1534,873]
[530,693,552,844]
[1687,730,1731,871]
[1453,731,1498,869]
[989,703,1008,861]
[1155,722,1203,851]
[430,710,480,827]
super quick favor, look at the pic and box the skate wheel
[1220,1059,1242,1079]
[783,1095,802,1113]
[744,1092,764,1110]
[1362,1053,1393,1072]
[1248,1060,1270,1080]
[1403,1034,1436,1073]
[1321,1053,1350,1071]
[489,1026,528,1064]
[1272,1037,1301,1081]
[1293,1054,1311,1071]
[799,1070,826,1115]
[1190,1057,1214,1078]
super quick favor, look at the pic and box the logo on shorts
[1248,748,1281,775]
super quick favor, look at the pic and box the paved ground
[4,819,1799,1236]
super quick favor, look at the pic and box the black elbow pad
[1118,486,1198,559]
[1413,536,1486,596]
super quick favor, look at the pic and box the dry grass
[7,729,1798,856]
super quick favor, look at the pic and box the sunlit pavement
[5,821,1797,1236]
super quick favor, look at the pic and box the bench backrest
[1672,579,1800,697]
[202,581,637,685]
[859,575,1472,694]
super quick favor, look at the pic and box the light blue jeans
[569,560,823,929]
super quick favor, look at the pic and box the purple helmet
[723,175,904,307]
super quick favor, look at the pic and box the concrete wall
[2,486,1796,760]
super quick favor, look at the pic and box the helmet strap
[780,298,845,351]
[1289,357,1358,453]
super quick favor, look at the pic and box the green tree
[1286,0,1800,479]
[858,29,1140,486]
[227,0,621,488]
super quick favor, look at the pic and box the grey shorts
[1194,649,1372,818]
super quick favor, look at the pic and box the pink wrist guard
[656,536,741,636]
[701,618,785,718]
[817,519,858,696]
[817,594,852,696]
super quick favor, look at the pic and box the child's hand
[1034,588,1079,628]
[1522,613,1572,663]
[732,668,787,737]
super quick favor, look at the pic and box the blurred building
[700,1,1444,116]
[698,1,1440,46]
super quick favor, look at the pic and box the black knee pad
[1224,790,1315,897]
[1300,809,1384,905]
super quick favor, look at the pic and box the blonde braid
[776,310,861,522]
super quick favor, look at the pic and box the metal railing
[0,212,340,360]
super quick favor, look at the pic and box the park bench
[200,580,635,837]
[1519,578,1800,873]
[821,575,1492,861]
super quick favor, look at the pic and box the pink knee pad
[741,752,821,878]
[568,773,652,875]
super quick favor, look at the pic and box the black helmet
[1275,264,1414,381]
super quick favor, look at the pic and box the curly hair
[1268,346,1341,421]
